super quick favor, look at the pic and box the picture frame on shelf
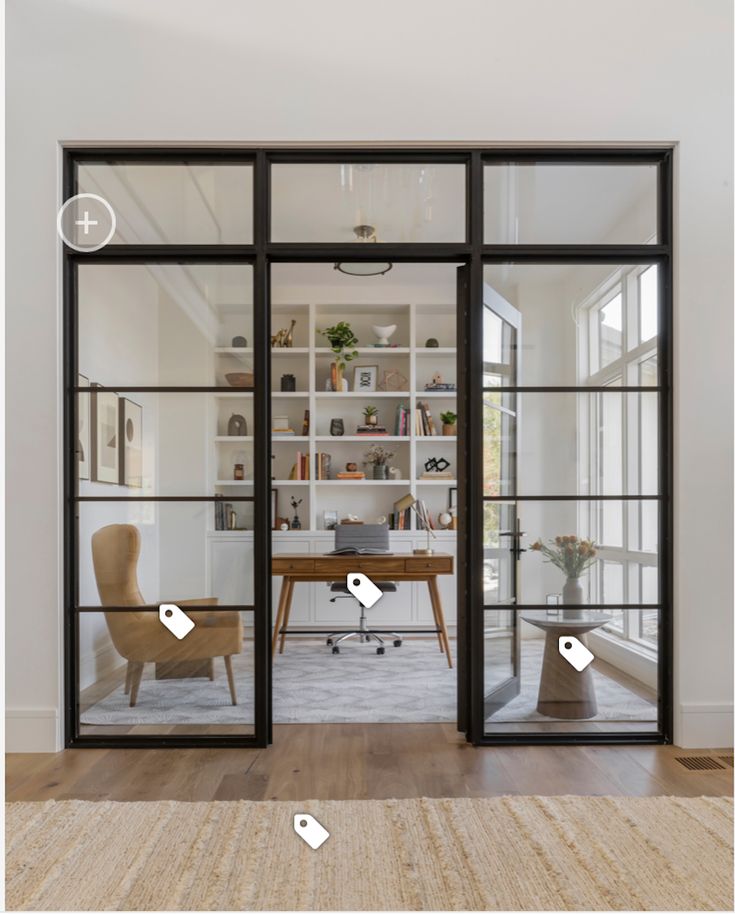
[91,385,119,484]
[323,510,338,531]
[448,486,457,512]
[353,365,378,392]
[119,398,143,488]
[77,373,90,480]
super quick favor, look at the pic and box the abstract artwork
[119,398,143,488]
[77,374,90,480]
[91,386,119,484]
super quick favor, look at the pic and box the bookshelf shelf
[211,300,457,533]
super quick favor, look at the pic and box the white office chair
[326,523,402,655]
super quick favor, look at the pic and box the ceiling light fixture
[334,224,393,277]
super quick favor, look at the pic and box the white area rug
[81,638,655,726]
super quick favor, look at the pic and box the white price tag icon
[293,814,330,850]
[159,604,195,640]
[346,572,383,609]
[558,635,595,672]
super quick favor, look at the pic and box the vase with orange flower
[529,535,598,620]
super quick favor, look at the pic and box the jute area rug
[7,796,733,910]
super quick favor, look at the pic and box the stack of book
[424,381,456,391]
[420,469,454,480]
[415,400,438,436]
[335,470,366,480]
[414,499,436,529]
[394,403,411,436]
[314,452,332,480]
[356,424,389,436]
[290,451,310,479]
[272,416,295,437]
[390,502,412,529]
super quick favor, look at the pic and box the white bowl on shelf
[372,324,397,346]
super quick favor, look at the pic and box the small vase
[373,464,388,480]
[442,424,456,436]
[227,413,247,436]
[367,415,378,426]
[562,577,585,620]
[330,418,344,436]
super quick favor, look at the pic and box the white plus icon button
[74,210,99,235]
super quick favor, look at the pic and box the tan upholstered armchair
[91,524,243,707]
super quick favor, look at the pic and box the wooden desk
[271,553,454,667]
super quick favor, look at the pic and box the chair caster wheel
[326,638,333,646]
[332,646,340,654]
[376,647,385,655]
[393,640,402,647]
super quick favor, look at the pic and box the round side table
[521,613,612,719]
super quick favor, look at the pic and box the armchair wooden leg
[124,661,133,694]
[129,662,145,707]
[224,655,237,706]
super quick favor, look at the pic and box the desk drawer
[313,557,406,575]
[272,558,315,574]
[404,556,453,573]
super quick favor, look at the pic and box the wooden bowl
[226,371,254,388]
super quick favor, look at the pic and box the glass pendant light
[334,224,392,277]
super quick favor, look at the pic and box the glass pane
[484,609,659,734]
[483,502,515,604]
[481,392,659,496]
[271,163,465,242]
[483,263,660,385]
[78,263,253,387]
[484,500,660,605]
[484,163,658,244]
[639,265,659,343]
[78,611,254,736]
[77,392,256,501]
[76,162,253,244]
[484,608,516,691]
[78,501,254,608]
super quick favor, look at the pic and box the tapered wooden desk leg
[427,576,452,668]
[278,579,294,654]
[426,580,445,653]
[272,577,290,658]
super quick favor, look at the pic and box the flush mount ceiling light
[334,224,393,277]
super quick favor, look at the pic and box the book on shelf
[356,424,389,435]
[302,409,310,436]
[393,402,410,436]
[335,471,366,480]
[328,546,393,555]
[415,400,438,436]
[272,429,295,436]
[424,382,457,391]
[314,452,332,480]
[420,471,455,479]
[289,451,311,480]
[414,499,436,530]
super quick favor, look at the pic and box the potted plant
[440,410,457,436]
[363,445,395,480]
[529,535,599,619]
[318,322,359,391]
[363,405,379,427]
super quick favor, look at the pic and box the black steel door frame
[62,145,673,748]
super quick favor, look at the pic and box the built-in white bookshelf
[211,301,458,535]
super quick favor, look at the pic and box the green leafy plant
[318,322,359,369]
[529,535,598,579]
[363,405,379,419]
[363,445,394,466]
[440,411,457,425]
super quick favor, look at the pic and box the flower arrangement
[363,445,394,466]
[529,535,598,579]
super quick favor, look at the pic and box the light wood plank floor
[6,725,733,801]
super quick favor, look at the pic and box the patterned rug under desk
[81,639,656,726]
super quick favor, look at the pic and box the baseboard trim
[6,708,60,752]
[676,702,734,748]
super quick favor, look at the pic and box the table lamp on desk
[394,493,436,556]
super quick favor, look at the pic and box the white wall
[6,0,732,749]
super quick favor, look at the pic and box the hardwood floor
[6,725,733,802]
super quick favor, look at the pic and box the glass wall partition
[64,147,671,747]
